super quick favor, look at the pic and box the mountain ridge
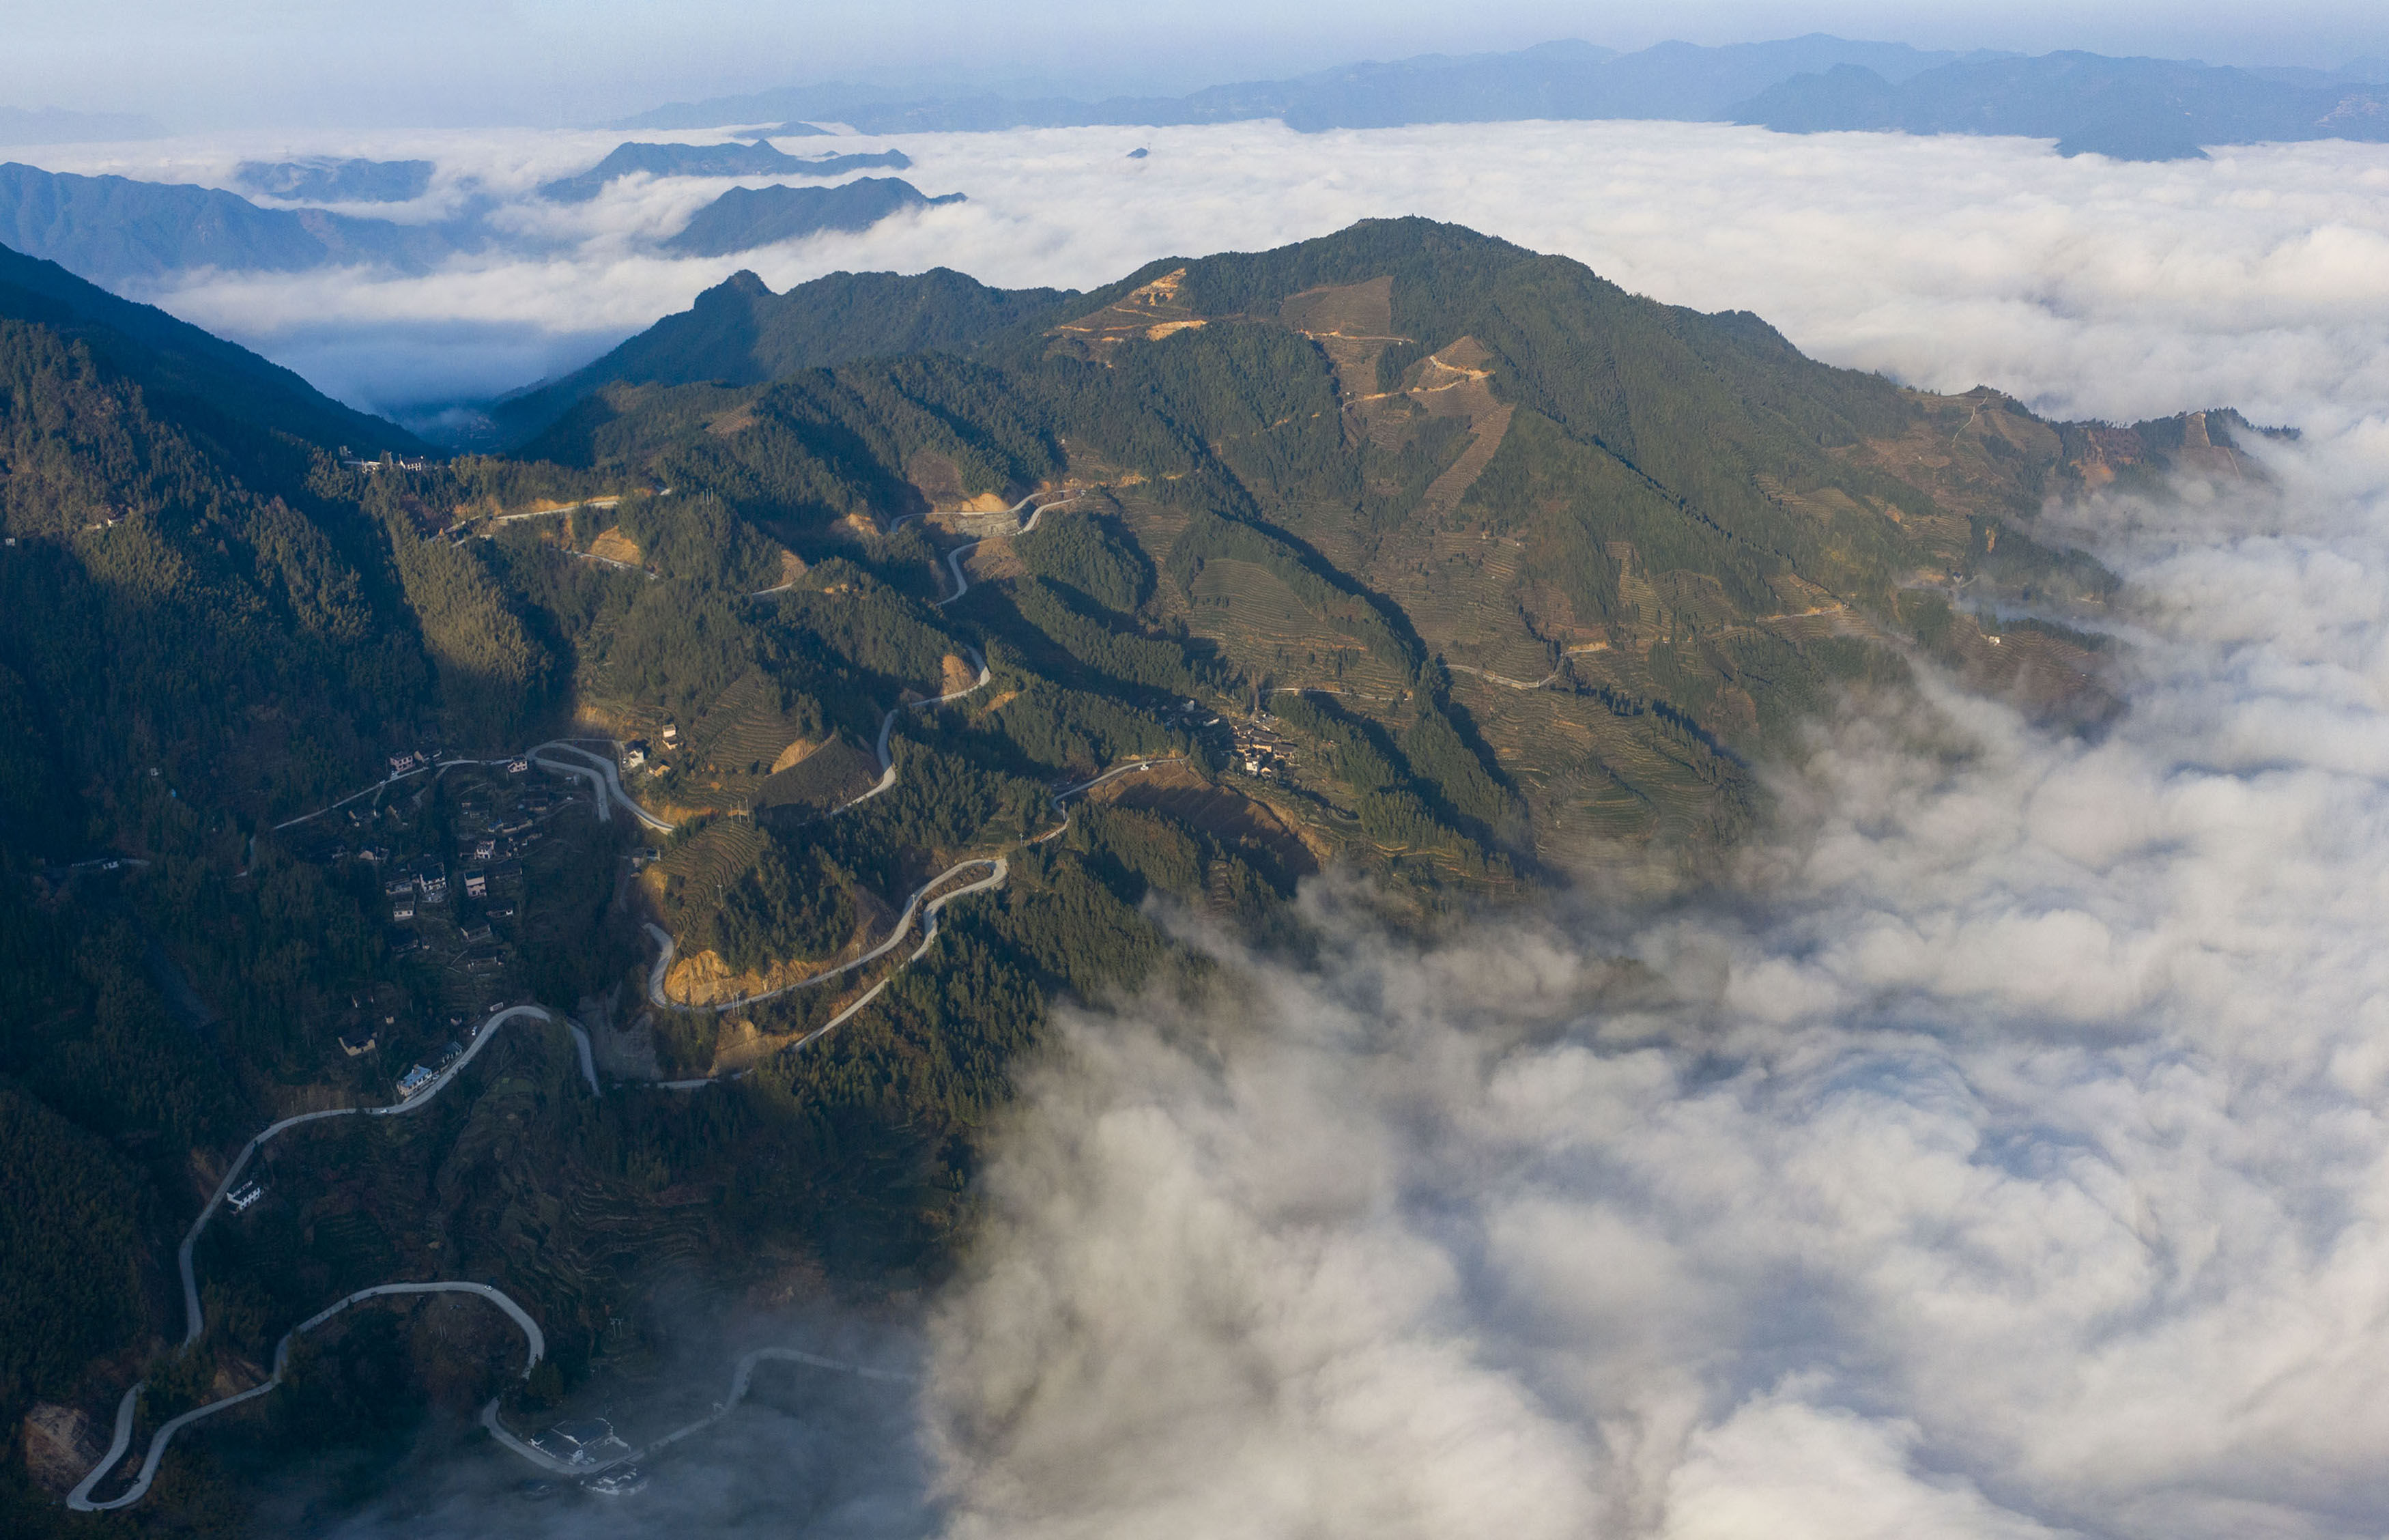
[0,238,422,453]
[615,35,1969,134]
[0,162,463,287]
[616,35,2389,157]
[524,217,2207,868]
[536,141,913,203]
[659,176,964,258]
[1735,49,2389,159]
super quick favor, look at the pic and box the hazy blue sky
[7,0,2386,130]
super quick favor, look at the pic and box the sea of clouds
[179,116,2389,1535]
[29,118,2389,428]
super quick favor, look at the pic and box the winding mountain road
[69,1004,579,1511]
[70,1282,543,1513]
[528,741,676,831]
[478,1342,913,1479]
[647,854,1006,1031]
[932,494,1088,608]
[76,492,1201,1507]
[610,1345,917,1468]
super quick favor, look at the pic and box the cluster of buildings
[1156,696,1292,778]
[385,747,445,778]
[276,760,580,1100]
[395,1036,469,1100]
[1227,714,1295,779]
[533,1416,634,1468]
[386,859,447,917]
[620,724,678,774]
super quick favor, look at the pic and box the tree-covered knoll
[1014,506,1153,615]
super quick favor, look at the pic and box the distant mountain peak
[537,142,912,203]
[663,178,963,258]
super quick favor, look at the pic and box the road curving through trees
[68,1003,579,1511]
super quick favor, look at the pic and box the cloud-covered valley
[68,115,2389,1535]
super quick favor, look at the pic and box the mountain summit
[520,218,2215,861]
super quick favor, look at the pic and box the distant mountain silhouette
[537,142,912,203]
[661,177,962,257]
[614,37,1967,133]
[616,35,2389,158]
[0,162,459,285]
[1734,51,2389,160]
[235,157,435,203]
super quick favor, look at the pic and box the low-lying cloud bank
[926,413,2389,1536]
[35,119,2389,427]
[889,120,2389,1539]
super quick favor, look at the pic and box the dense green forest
[0,217,2185,1528]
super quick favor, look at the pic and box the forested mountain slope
[543,218,2203,866]
[0,218,2240,1529]
[0,245,1263,1530]
[0,282,685,1524]
[0,240,423,454]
